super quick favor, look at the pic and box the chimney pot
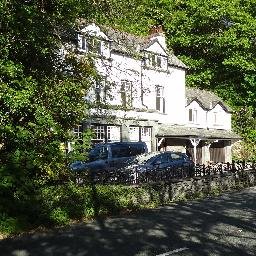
[149,25,164,35]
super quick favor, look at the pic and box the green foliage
[68,129,95,162]
[0,1,99,235]
[0,181,149,234]
[1,0,255,236]
[49,208,69,225]
[40,183,142,222]
[1,172,255,235]
[0,214,20,235]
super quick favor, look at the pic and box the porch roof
[157,125,241,140]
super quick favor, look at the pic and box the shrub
[49,208,69,226]
[0,213,20,234]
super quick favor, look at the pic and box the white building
[74,22,239,164]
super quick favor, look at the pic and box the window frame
[120,80,133,108]
[91,124,121,144]
[188,108,198,123]
[81,36,86,51]
[213,111,218,125]
[73,124,83,139]
[95,77,107,103]
[87,37,101,54]
[148,53,162,68]
[155,85,165,113]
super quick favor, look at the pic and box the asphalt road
[1,187,256,256]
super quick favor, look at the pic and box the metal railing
[73,161,256,185]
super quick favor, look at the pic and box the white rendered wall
[106,53,142,107]
[207,104,231,130]
[185,101,207,128]
[80,24,187,126]
[147,42,167,55]
[164,67,186,125]
[185,102,231,130]
[86,45,187,126]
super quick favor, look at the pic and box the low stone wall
[135,169,256,205]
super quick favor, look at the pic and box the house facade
[74,22,239,164]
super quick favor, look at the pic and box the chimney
[149,25,164,35]
[149,25,166,49]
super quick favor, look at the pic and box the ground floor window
[129,126,152,152]
[91,124,121,144]
[73,124,83,139]
[129,127,140,142]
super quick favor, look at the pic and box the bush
[0,213,20,235]
[49,208,69,226]
[39,183,143,222]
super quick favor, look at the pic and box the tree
[0,1,100,225]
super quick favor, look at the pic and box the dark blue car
[125,151,194,171]
[70,141,148,172]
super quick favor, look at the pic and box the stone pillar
[224,140,232,163]
[202,143,211,165]
[189,138,201,165]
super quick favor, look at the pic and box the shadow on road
[0,187,255,256]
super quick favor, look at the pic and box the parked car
[124,151,194,174]
[70,141,148,172]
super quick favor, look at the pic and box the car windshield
[128,152,160,165]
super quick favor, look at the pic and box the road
[0,187,256,256]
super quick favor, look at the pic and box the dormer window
[148,53,162,68]
[156,56,161,67]
[145,52,167,70]
[79,35,101,54]
[87,37,101,54]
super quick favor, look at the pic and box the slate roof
[77,21,187,69]
[102,27,187,69]
[104,27,187,69]
[168,52,187,69]
[186,88,232,112]
[157,125,240,140]
[101,26,145,54]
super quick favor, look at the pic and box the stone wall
[135,170,256,205]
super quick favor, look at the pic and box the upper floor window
[87,37,101,54]
[95,77,107,103]
[148,53,162,68]
[214,112,218,124]
[79,35,101,54]
[188,108,197,123]
[156,85,165,113]
[81,37,86,51]
[213,111,222,126]
[120,80,132,108]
